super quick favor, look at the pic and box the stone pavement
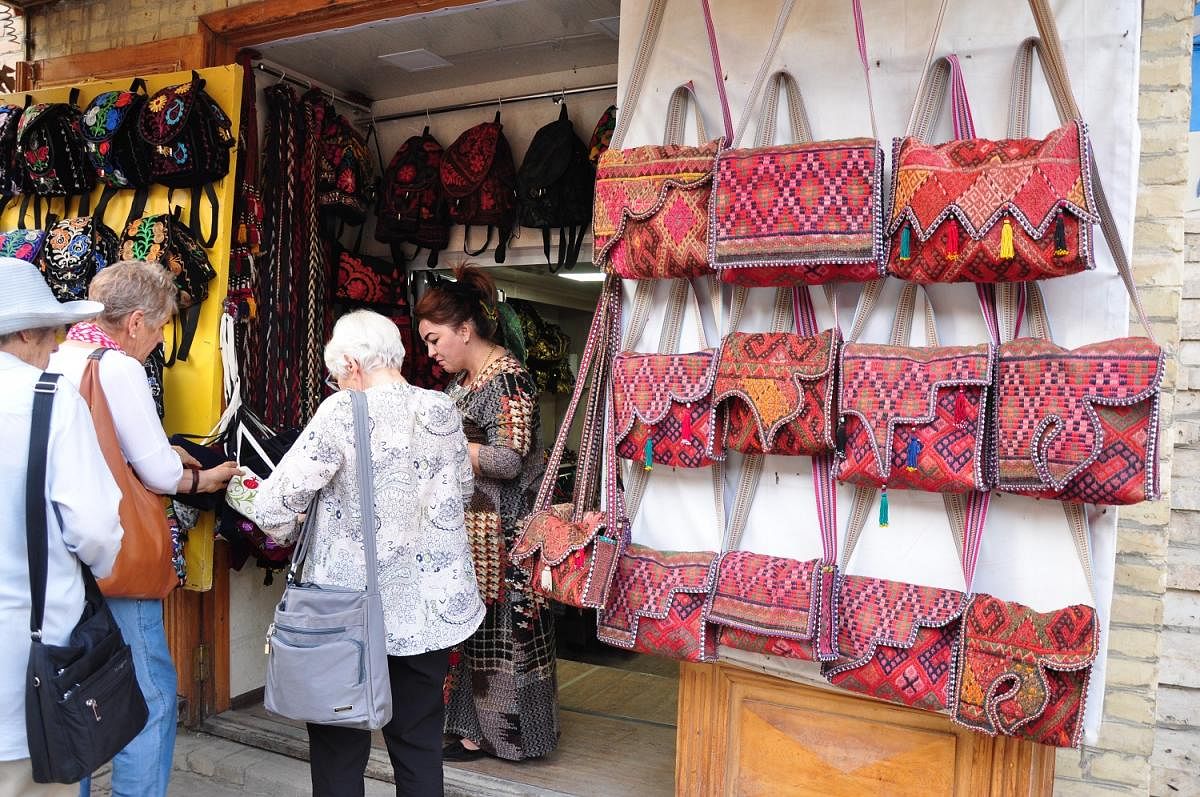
[86,730,573,796]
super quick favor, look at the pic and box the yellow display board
[2,65,244,590]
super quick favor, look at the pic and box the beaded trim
[886,120,1100,242]
[708,140,887,278]
[511,505,609,568]
[992,339,1165,501]
[837,343,996,488]
[611,348,719,440]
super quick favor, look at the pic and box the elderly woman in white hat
[0,259,123,797]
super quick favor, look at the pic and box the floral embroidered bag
[18,89,95,198]
[375,128,450,268]
[886,39,1097,283]
[512,278,623,609]
[710,285,839,458]
[40,215,120,302]
[318,114,372,225]
[81,78,154,191]
[0,103,25,199]
[0,226,49,263]
[592,0,732,280]
[837,283,994,509]
[439,114,518,263]
[710,0,884,286]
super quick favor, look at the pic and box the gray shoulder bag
[263,390,392,730]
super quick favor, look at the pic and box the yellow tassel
[999,219,1014,260]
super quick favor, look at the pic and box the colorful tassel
[946,219,959,261]
[1054,213,1068,256]
[999,219,1015,260]
[879,488,889,527]
[643,435,654,471]
[681,404,693,440]
[899,225,912,261]
[955,390,970,426]
[905,436,921,471]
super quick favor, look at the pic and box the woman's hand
[467,442,482,475]
[198,461,243,493]
[172,445,202,469]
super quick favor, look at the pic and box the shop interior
[210,1,677,791]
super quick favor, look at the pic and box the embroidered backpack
[81,79,154,191]
[587,105,616,165]
[374,127,450,267]
[440,115,517,262]
[40,215,120,302]
[18,89,95,198]
[0,226,50,263]
[516,104,595,271]
[317,114,372,225]
[0,103,24,199]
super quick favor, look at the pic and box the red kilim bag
[837,284,993,497]
[885,43,1097,284]
[711,2,884,286]
[592,0,732,280]
[511,278,623,609]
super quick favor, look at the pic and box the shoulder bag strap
[349,390,380,594]
[26,373,61,639]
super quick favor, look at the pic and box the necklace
[466,344,501,391]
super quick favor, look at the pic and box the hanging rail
[371,82,617,123]
[254,62,373,114]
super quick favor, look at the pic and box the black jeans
[307,647,452,797]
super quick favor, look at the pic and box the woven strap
[664,82,709,145]
[611,0,732,150]
[907,53,976,141]
[755,72,812,147]
[732,0,877,147]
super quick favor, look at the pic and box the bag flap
[440,121,500,199]
[714,329,839,445]
[599,543,717,641]
[840,342,993,476]
[517,115,577,193]
[828,574,965,673]
[996,336,1164,490]
[387,133,443,192]
[612,350,717,440]
[592,140,719,253]
[512,504,607,566]
[81,90,141,144]
[964,594,1098,673]
[17,103,64,142]
[137,79,199,146]
[0,228,47,261]
[888,120,1099,240]
[708,552,819,640]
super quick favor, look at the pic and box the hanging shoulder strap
[25,373,61,639]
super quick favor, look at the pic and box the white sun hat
[0,257,104,335]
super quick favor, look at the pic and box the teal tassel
[899,226,912,260]
[879,488,889,527]
[905,437,921,471]
[643,435,654,472]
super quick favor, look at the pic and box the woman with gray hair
[242,309,483,796]
[48,260,240,797]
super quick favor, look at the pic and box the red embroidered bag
[711,3,884,286]
[886,45,1097,284]
[511,278,623,609]
[711,286,839,458]
[375,128,450,268]
[440,114,517,262]
[837,283,994,497]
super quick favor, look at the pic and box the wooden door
[677,663,1055,796]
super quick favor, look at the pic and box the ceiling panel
[255,0,620,101]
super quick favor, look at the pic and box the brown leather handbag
[80,348,178,599]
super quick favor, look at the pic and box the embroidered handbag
[597,542,718,663]
[953,501,1099,748]
[0,226,49,262]
[318,113,372,225]
[611,279,720,469]
[138,70,234,189]
[587,104,616,165]
[81,78,153,190]
[375,128,450,267]
[512,278,623,609]
[0,103,23,198]
[711,285,839,458]
[440,115,518,262]
[711,2,884,286]
[592,0,732,280]
[837,283,994,498]
[18,89,95,198]
[40,215,120,301]
[334,243,401,307]
[886,42,1097,283]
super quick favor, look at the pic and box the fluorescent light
[378,48,452,72]
[558,272,605,282]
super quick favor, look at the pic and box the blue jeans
[79,598,178,797]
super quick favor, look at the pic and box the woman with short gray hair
[49,259,240,797]
[243,309,483,796]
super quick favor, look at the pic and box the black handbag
[23,373,148,784]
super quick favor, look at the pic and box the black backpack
[516,104,595,271]
[0,103,23,201]
[80,78,154,226]
[39,215,120,302]
[17,89,95,199]
[375,127,450,268]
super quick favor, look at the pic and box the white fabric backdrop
[614,0,1142,743]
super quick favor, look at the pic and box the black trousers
[307,647,452,797]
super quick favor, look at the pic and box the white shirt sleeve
[100,352,183,495]
[48,386,123,578]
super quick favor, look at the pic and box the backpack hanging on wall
[587,104,616,165]
[18,89,95,198]
[0,103,24,201]
[517,103,595,271]
[375,127,450,268]
[81,78,154,226]
[39,215,121,302]
[440,113,517,263]
[137,71,235,246]
[317,113,371,225]
[120,207,218,363]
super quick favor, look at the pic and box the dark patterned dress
[444,353,558,760]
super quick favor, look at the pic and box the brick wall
[20,0,1197,794]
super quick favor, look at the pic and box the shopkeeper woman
[416,264,558,762]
